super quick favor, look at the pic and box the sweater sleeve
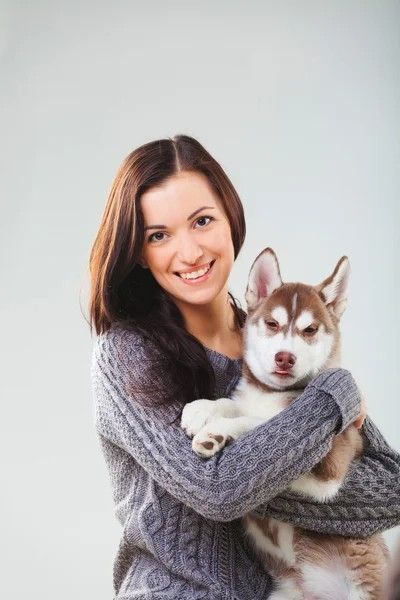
[91,327,361,523]
[252,416,400,537]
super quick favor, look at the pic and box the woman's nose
[177,235,204,265]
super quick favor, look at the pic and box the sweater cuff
[309,368,361,434]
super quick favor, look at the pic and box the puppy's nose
[275,351,296,370]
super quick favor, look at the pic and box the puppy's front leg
[192,416,265,458]
[181,397,240,438]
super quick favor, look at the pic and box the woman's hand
[353,388,367,429]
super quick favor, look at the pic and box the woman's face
[140,170,235,308]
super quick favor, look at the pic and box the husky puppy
[181,248,388,600]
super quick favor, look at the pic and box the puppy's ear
[315,256,350,319]
[245,248,283,312]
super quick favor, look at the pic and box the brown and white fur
[181,248,388,600]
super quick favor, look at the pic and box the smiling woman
[89,135,246,403]
[88,135,400,600]
[139,171,237,338]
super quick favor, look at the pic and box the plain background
[1,1,399,598]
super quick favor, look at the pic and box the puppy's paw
[192,429,233,458]
[181,399,218,438]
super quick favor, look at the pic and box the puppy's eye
[303,326,318,335]
[265,320,279,329]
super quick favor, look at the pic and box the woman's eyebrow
[187,205,215,220]
[144,206,216,231]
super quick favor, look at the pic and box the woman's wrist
[308,368,361,433]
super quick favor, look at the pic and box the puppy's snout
[275,351,296,370]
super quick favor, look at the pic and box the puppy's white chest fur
[233,378,300,420]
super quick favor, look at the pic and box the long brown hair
[89,134,246,405]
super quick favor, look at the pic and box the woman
[89,135,400,599]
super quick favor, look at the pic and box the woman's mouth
[174,260,216,284]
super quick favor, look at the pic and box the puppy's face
[243,249,349,390]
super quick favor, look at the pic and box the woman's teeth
[179,262,212,280]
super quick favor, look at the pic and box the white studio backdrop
[1,1,399,599]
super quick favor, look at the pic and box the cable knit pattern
[91,323,400,599]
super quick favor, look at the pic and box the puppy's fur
[181,248,388,600]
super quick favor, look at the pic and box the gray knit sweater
[91,323,400,600]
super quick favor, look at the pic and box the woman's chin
[176,290,219,306]
[168,281,223,306]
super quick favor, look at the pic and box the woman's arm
[251,417,400,537]
[91,326,360,522]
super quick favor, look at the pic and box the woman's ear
[138,258,149,269]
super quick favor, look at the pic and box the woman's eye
[148,231,166,243]
[195,216,214,228]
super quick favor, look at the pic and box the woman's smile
[175,259,216,284]
[174,259,216,284]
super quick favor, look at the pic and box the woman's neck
[172,287,242,355]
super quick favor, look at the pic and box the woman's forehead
[140,171,222,220]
